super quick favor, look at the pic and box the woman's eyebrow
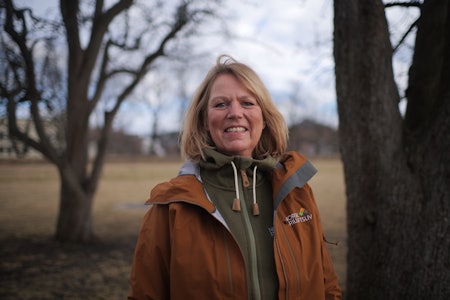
[238,95,256,101]
[209,95,229,101]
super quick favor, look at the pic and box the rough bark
[56,166,95,242]
[334,0,450,298]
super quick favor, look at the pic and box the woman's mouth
[225,127,247,132]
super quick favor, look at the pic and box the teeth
[226,127,246,132]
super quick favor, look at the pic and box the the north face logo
[285,208,313,226]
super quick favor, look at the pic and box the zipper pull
[240,169,250,187]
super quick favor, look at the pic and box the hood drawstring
[252,166,259,216]
[230,161,259,216]
[231,161,241,212]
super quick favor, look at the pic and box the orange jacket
[128,151,341,299]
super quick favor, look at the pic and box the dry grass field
[0,157,347,299]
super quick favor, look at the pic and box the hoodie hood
[199,148,279,215]
[199,148,279,171]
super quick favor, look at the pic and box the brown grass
[0,158,346,299]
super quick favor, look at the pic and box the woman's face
[206,73,265,157]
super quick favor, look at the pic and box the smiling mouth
[225,127,247,132]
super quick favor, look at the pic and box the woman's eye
[214,102,226,108]
[242,101,255,107]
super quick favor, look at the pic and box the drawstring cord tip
[232,198,241,211]
[252,203,260,216]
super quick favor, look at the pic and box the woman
[128,55,342,299]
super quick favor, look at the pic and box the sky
[19,0,417,138]
[116,0,338,136]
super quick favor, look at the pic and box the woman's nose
[227,102,243,119]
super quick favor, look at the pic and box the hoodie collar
[199,148,279,216]
[199,148,278,171]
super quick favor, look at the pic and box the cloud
[19,0,340,135]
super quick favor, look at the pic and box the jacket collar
[272,152,317,209]
[147,151,316,214]
[146,164,215,213]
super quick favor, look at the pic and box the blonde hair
[180,55,288,160]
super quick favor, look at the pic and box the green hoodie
[199,148,279,300]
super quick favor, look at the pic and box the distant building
[1,117,148,160]
[89,128,144,157]
[288,120,339,157]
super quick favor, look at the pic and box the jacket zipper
[237,170,262,300]
[274,232,289,300]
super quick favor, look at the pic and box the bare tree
[286,81,309,126]
[140,74,167,156]
[1,0,220,242]
[334,0,449,298]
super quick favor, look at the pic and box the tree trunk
[55,165,94,242]
[334,0,450,299]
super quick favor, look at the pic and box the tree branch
[87,1,193,189]
[3,0,60,163]
[392,18,419,53]
[81,0,133,82]
[88,39,112,112]
[4,0,39,101]
[384,1,422,9]
[60,0,82,64]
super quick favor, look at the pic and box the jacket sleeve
[128,204,171,300]
[306,184,342,300]
[321,237,342,300]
